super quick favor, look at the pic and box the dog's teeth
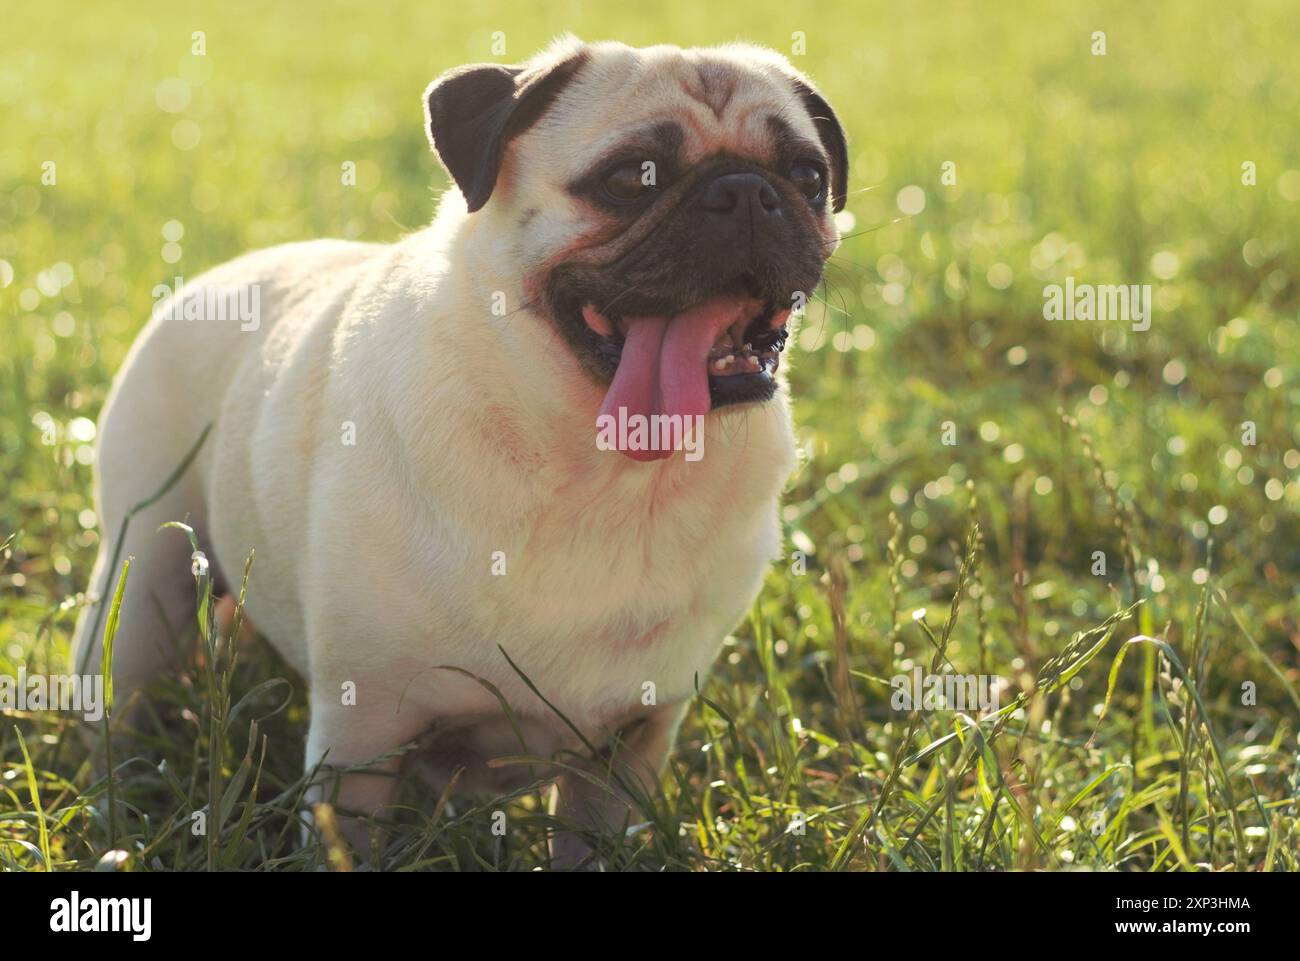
[712,358,729,372]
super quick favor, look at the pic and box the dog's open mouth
[581,294,791,431]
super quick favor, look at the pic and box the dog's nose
[700,172,781,217]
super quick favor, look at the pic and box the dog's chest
[408,444,790,719]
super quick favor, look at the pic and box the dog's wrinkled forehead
[424,36,848,215]
[539,41,820,169]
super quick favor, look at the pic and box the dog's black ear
[424,48,588,213]
[791,80,849,213]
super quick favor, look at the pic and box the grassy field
[2,0,1298,871]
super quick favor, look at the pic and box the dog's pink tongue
[595,298,749,460]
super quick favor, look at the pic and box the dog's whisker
[825,216,909,247]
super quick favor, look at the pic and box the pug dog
[72,35,846,866]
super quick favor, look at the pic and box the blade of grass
[99,556,131,849]
[14,728,51,871]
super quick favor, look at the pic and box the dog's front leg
[303,691,428,867]
[548,702,688,869]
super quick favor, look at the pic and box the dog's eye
[603,163,651,202]
[789,163,825,202]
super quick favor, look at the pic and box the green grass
[2,0,1298,871]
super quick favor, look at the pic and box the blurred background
[1,1,1297,870]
